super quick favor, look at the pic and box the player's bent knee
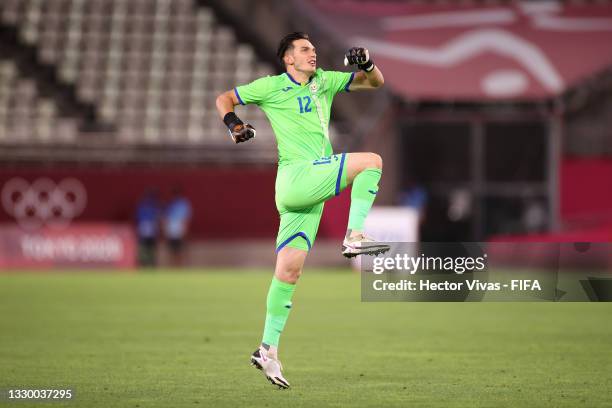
[370,153,383,170]
[277,266,302,284]
[360,153,382,171]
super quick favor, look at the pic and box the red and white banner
[306,1,612,100]
[0,223,136,270]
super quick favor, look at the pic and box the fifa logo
[1,177,87,230]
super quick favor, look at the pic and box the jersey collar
[285,72,314,87]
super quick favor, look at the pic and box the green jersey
[234,68,354,165]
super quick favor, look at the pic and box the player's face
[289,39,316,74]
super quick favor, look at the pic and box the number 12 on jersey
[297,96,312,113]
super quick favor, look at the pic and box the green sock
[262,277,296,347]
[348,168,382,231]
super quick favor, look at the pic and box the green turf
[0,270,611,408]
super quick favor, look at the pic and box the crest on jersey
[309,82,318,93]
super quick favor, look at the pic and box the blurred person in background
[135,188,161,267]
[522,198,547,234]
[163,186,192,267]
[400,178,428,221]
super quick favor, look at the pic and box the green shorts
[275,153,348,252]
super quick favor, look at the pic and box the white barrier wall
[352,206,419,270]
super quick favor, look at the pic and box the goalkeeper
[216,32,389,389]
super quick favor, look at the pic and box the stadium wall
[0,166,352,240]
[561,157,612,224]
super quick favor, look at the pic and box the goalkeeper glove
[223,112,256,143]
[344,47,375,72]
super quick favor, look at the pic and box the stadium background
[1,1,611,407]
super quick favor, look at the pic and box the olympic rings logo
[1,177,87,230]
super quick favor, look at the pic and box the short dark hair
[276,32,310,66]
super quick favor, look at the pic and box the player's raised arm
[215,89,256,144]
[343,47,384,91]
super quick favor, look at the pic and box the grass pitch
[1,270,611,407]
